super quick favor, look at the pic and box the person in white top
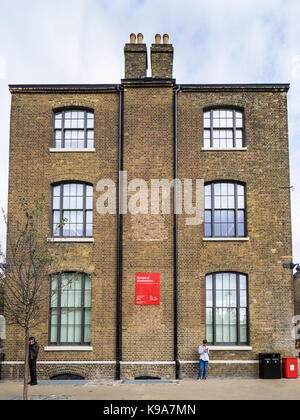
[198,339,209,380]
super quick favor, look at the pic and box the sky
[0,0,299,266]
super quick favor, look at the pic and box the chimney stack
[124,33,148,79]
[150,33,173,79]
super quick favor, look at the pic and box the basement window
[50,373,85,380]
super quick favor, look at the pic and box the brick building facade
[3,33,295,379]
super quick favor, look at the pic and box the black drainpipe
[174,84,181,380]
[116,84,123,380]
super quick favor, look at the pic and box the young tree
[0,197,68,400]
[0,282,3,315]
[0,270,4,353]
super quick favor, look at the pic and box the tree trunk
[23,328,29,400]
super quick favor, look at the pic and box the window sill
[209,346,252,351]
[44,346,93,351]
[47,237,94,243]
[49,148,95,153]
[203,237,249,242]
[201,147,247,151]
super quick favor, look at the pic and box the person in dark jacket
[28,336,39,385]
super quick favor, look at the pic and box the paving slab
[0,378,300,400]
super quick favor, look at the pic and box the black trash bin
[259,353,281,379]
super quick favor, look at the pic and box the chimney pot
[155,34,161,45]
[130,33,136,44]
[137,33,144,44]
[163,34,169,44]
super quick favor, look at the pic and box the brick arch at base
[36,364,115,380]
[38,365,91,380]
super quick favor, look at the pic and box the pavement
[0,377,300,400]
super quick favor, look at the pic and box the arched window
[203,108,244,148]
[49,272,91,345]
[53,109,94,149]
[52,182,93,238]
[206,272,248,345]
[204,181,246,237]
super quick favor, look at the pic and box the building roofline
[121,77,176,87]
[180,83,290,92]
[8,82,290,94]
[8,84,119,94]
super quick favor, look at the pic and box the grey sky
[0,0,299,264]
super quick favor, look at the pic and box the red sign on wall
[135,273,160,305]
